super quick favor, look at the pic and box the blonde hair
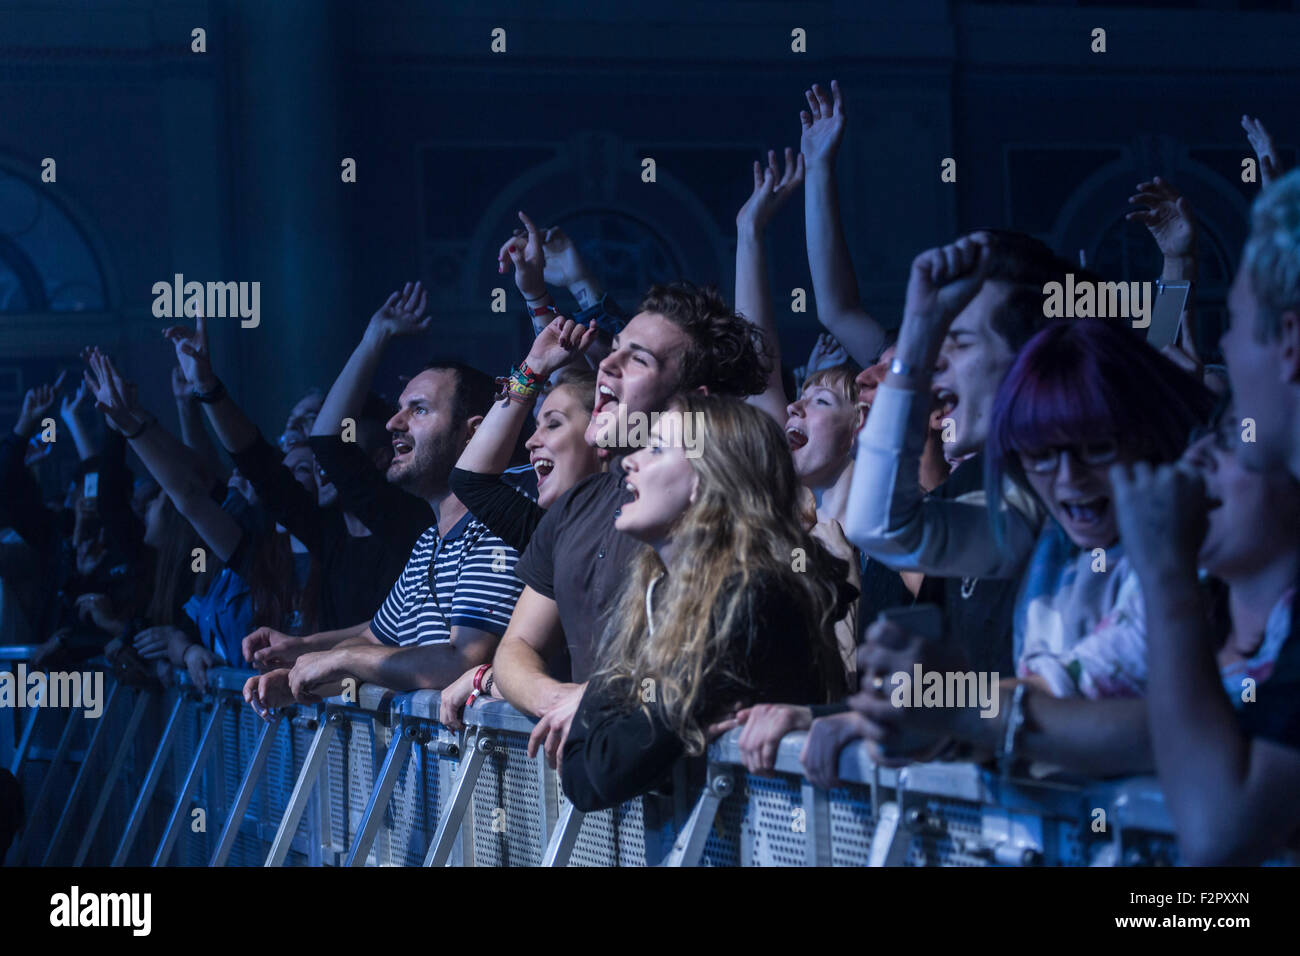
[591,393,850,755]
[800,363,859,407]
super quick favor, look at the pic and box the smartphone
[1146,279,1190,350]
[82,472,99,505]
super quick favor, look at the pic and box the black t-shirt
[928,453,1019,676]
[514,460,644,682]
[448,466,543,554]
[560,570,841,811]
[234,433,422,629]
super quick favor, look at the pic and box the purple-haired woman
[847,317,1216,776]
[983,318,1217,698]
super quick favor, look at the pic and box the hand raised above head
[368,281,432,339]
[163,306,217,391]
[902,234,992,332]
[1126,177,1197,263]
[16,369,66,432]
[524,315,598,380]
[1242,114,1283,188]
[737,147,805,234]
[799,80,847,167]
[498,211,548,301]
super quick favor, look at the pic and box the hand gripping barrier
[11,659,1292,867]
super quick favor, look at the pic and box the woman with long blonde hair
[560,393,855,811]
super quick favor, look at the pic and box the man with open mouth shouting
[491,280,771,770]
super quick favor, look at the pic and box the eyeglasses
[1017,441,1119,474]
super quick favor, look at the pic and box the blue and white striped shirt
[370,511,523,647]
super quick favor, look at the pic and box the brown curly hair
[638,281,770,398]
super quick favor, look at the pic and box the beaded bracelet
[123,416,155,441]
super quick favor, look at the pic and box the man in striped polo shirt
[242,284,525,709]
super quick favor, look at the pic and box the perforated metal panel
[471,738,551,867]
[569,798,648,867]
[702,772,806,867]
[828,784,876,866]
[323,715,378,857]
[377,736,458,867]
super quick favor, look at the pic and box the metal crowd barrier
[4,657,1220,867]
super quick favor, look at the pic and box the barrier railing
[3,658,1230,867]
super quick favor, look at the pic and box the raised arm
[500,213,615,370]
[1242,114,1285,190]
[844,236,1039,578]
[83,348,242,564]
[170,365,224,478]
[163,310,260,455]
[312,282,431,439]
[455,315,596,476]
[1127,177,1206,378]
[58,377,100,461]
[736,147,806,425]
[800,81,886,366]
[1112,461,1300,865]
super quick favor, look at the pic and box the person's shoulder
[551,469,623,517]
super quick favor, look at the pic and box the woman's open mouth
[532,457,555,487]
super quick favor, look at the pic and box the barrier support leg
[209,713,282,867]
[112,693,189,866]
[73,690,151,866]
[14,705,84,863]
[541,800,585,867]
[265,711,340,867]
[9,704,42,777]
[42,684,123,864]
[152,696,229,866]
[423,729,492,867]
[663,766,733,867]
[345,722,416,867]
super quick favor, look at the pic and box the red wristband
[472,664,490,693]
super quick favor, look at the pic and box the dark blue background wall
[1,0,1296,494]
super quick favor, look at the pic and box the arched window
[0,167,107,313]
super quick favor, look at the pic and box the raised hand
[1109,461,1209,581]
[539,226,590,289]
[162,307,217,392]
[903,234,992,332]
[15,370,66,434]
[737,147,806,235]
[59,377,92,419]
[524,315,598,380]
[1127,177,1197,264]
[82,348,146,434]
[497,211,548,301]
[1242,115,1283,188]
[170,366,192,400]
[367,281,432,339]
[800,80,847,168]
[806,332,849,374]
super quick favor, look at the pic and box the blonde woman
[560,394,854,811]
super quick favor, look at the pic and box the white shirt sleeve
[843,382,1042,579]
